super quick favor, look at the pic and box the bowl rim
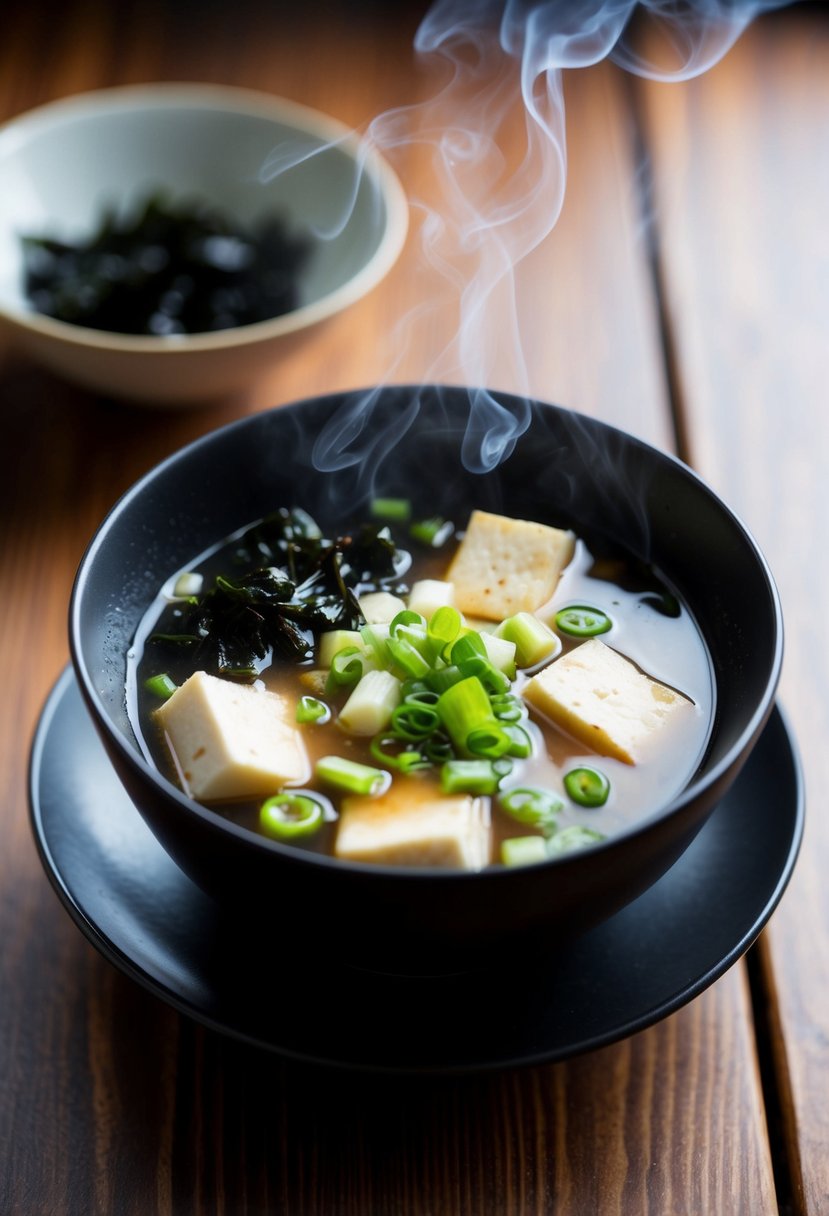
[0,81,409,352]
[69,388,784,882]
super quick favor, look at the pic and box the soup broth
[128,506,714,869]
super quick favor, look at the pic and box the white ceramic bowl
[0,84,408,405]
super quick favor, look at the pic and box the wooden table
[2,3,827,1212]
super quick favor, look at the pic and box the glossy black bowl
[69,386,782,974]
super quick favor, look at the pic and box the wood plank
[0,1,777,1212]
[636,10,829,1214]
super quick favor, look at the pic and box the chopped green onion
[259,793,325,840]
[316,756,390,796]
[370,734,430,773]
[387,635,431,679]
[410,516,454,547]
[499,787,563,835]
[492,757,514,779]
[391,702,441,740]
[489,694,524,723]
[296,695,330,724]
[338,670,401,736]
[441,759,503,795]
[390,610,427,636]
[359,623,390,669]
[424,732,454,763]
[466,722,512,759]
[172,571,204,598]
[370,497,411,522]
[554,605,612,638]
[319,629,364,668]
[502,724,533,759]
[436,675,493,754]
[480,631,517,679]
[402,683,440,707]
[424,665,465,694]
[144,673,177,700]
[327,646,368,691]
[546,825,605,855]
[563,766,611,807]
[450,631,487,667]
[458,654,511,695]
[496,612,560,667]
[427,605,462,660]
[501,836,549,867]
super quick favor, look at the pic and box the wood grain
[0,1,799,1212]
[636,10,829,1215]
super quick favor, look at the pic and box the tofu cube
[407,579,455,621]
[154,671,310,800]
[523,638,693,765]
[335,781,491,869]
[446,510,574,621]
[358,591,407,624]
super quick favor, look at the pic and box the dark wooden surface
[0,3,824,1213]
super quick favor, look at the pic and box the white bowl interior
[0,89,392,317]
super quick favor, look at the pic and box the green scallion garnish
[144,673,177,700]
[546,825,605,855]
[296,695,330,725]
[370,497,411,522]
[316,756,390,796]
[410,516,454,547]
[501,836,549,867]
[436,675,493,754]
[391,702,441,740]
[563,766,611,807]
[554,605,612,638]
[441,759,504,795]
[259,793,325,840]
[499,787,563,835]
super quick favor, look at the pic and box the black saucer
[30,668,803,1074]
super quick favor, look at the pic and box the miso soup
[127,504,713,869]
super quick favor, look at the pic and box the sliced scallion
[441,759,503,795]
[327,646,368,691]
[499,787,563,835]
[259,793,325,840]
[466,722,512,759]
[563,766,611,807]
[296,695,330,724]
[370,734,430,773]
[501,836,548,867]
[496,612,560,667]
[436,675,493,754]
[172,571,204,598]
[316,756,390,796]
[387,635,431,679]
[410,516,454,547]
[554,605,612,638]
[144,673,177,700]
[502,724,533,759]
[546,825,605,855]
[391,702,441,740]
[370,497,411,522]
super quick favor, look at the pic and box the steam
[263,0,790,484]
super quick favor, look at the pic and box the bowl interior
[0,87,393,318]
[72,386,782,840]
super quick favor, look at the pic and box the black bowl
[69,386,782,974]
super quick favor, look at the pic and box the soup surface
[127,505,714,869]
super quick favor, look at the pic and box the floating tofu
[154,671,310,801]
[446,509,574,621]
[407,579,455,621]
[358,591,407,624]
[335,782,491,869]
[523,638,693,765]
